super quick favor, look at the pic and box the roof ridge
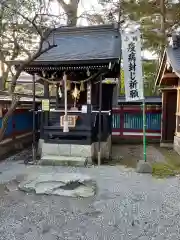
[172,34,180,49]
[54,24,119,34]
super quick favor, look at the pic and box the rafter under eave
[162,72,178,79]
[154,50,166,87]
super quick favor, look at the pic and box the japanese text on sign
[42,99,50,111]
[122,30,144,102]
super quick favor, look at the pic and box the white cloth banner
[122,29,144,101]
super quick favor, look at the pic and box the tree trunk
[0,63,7,91]
[67,8,78,26]
[57,0,79,26]
[0,68,22,142]
[160,0,166,57]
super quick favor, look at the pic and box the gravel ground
[112,144,166,167]
[0,153,180,240]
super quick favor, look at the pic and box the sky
[49,0,156,60]
[49,0,102,25]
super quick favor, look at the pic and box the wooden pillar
[176,88,179,135]
[98,76,102,166]
[63,73,69,132]
[44,81,49,98]
[0,104,2,118]
[120,105,124,136]
[56,83,59,109]
[32,74,36,162]
[40,107,44,139]
[44,82,49,141]
[161,91,167,142]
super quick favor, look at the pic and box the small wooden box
[60,115,76,128]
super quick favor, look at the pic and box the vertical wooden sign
[87,82,91,104]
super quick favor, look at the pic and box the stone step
[39,155,89,167]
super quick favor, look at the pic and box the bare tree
[0,0,62,141]
[55,0,109,27]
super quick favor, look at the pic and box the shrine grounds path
[0,153,180,240]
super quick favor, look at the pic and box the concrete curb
[136,160,152,174]
[0,132,32,160]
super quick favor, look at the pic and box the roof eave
[11,57,119,66]
[54,23,119,34]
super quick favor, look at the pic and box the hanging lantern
[58,86,62,98]
[66,80,71,91]
[80,81,85,92]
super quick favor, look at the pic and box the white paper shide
[122,29,144,101]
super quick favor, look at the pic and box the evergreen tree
[98,0,180,53]
[96,0,180,96]
[143,60,158,96]
[120,60,157,96]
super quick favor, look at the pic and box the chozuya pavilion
[15,24,121,165]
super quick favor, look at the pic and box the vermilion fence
[112,105,161,139]
[0,103,162,141]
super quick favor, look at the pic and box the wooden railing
[40,110,112,144]
[0,105,162,142]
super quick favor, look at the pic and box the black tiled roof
[34,24,121,64]
[166,34,180,75]
[166,46,180,75]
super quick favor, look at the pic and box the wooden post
[32,74,36,163]
[63,73,69,132]
[44,81,49,141]
[120,105,124,136]
[0,104,2,118]
[56,83,59,109]
[161,91,167,142]
[98,76,102,166]
[40,107,44,139]
[176,88,179,135]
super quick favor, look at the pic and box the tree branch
[10,42,57,93]
[1,1,43,37]
[0,0,59,142]
[56,0,68,12]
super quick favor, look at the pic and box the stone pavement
[19,172,96,198]
[0,160,180,239]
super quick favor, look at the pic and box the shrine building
[13,24,121,165]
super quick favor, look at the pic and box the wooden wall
[161,90,177,143]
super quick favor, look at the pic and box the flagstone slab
[18,173,96,198]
